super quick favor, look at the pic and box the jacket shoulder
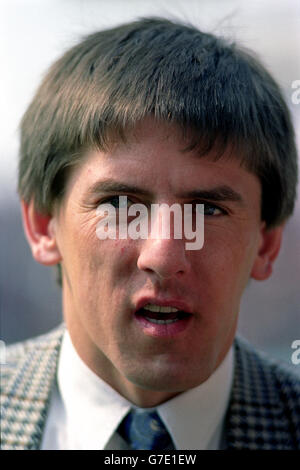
[2,324,65,390]
[1,324,65,450]
[235,335,300,395]
[226,336,300,449]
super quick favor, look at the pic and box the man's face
[53,118,265,405]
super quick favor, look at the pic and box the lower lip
[134,312,192,338]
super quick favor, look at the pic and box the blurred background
[0,0,299,371]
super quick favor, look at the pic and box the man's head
[19,18,298,406]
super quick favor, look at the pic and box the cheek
[73,236,138,290]
[57,215,105,293]
[197,227,259,297]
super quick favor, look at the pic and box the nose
[137,236,190,281]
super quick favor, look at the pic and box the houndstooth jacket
[1,323,300,450]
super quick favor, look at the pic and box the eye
[98,195,134,209]
[196,202,226,216]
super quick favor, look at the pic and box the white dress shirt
[41,330,234,450]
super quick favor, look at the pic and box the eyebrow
[178,187,245,205]
[86,178,245,205]
[86,179,153,198]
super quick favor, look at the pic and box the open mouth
[133,301,193,337]
[135,304,192,326]
[136,307,191,325]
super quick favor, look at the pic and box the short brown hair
[19,17,298,228]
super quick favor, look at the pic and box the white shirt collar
[57,330,234,450]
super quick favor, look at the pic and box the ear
[21,199,62,266]
[250,222,284,281]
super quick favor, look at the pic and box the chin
[125,364,207,395]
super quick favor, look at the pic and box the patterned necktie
[119,408,175,450]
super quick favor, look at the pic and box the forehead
[64,118,261,206]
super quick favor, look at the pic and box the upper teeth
[143,304,179,313]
